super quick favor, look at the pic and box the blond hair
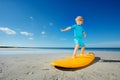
[75,16,83,21]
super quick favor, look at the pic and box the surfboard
[51,53,95,68]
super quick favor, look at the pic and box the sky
[0,0,120,47]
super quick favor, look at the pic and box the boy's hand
[61,29,65,32]
[60,27,71,32]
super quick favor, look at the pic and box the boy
[61,16,86,58]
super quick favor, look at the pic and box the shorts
[74,38,85,47]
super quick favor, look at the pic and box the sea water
[0,47,120,55]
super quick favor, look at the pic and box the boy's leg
[72,44,80,58]
[80,46,85,54]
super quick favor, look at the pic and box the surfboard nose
[51,62,56,65]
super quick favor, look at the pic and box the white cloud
[41,31,46,35]
[20,32,33,36]
[0,27,16,35]
[40,31,47,38]
[29,37,34,40]
[49,22,53,26]
[29,16,33,20]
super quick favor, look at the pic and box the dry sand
[0,51,120,80]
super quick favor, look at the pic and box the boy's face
[76,20,83,25]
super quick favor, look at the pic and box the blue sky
[0,0,120,47]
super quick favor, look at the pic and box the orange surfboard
[51,53,95,68]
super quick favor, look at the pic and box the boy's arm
[61,27,71,32]
[83,32,86,38]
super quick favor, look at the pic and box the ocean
[0,47,120,55]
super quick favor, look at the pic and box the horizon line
[0,46,120,49]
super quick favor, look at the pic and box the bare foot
[72,55,76,58]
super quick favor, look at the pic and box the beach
[0,48,120,80]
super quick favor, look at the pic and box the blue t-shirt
[70,24,85,39]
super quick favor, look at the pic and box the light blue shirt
[70,24,85,39]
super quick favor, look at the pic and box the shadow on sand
[54,57,101,71]
[100,59,120,62]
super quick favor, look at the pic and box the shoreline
[0,48,120,55]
